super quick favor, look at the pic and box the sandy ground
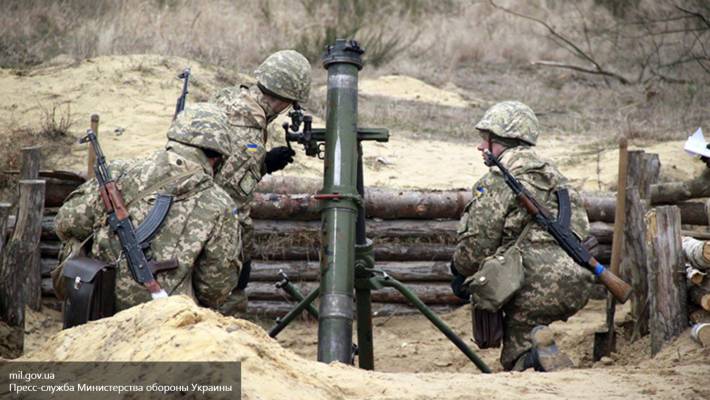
[0,55,703,191]
[14,296,710,400]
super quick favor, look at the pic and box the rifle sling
[125,167,200,208]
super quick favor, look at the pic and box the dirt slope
[17,296,710,400]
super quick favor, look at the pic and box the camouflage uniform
[453,101,593,370]
[211,84,270,254]
[56,104,241,311]
[212,49,311,256]
[210,50,311,315]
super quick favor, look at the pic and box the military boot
[530,325,574,372]
[219,289,249,318]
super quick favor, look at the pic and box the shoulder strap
[513,221,534,247]
[126,167,201,208]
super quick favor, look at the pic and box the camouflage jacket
[56,142,241,311]
[210,85,271,252]
[453,146,591,277]
[211,85,269,211]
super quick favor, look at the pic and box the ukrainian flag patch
[246,143,258,152]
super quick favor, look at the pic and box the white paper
[683,128,710,158]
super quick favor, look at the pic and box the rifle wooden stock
[99,187,113,212]
[105,182,129,220]
[517,195,538,215]
[590,258,632,303]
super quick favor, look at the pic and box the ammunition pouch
[466,222,532,312]
[466,244,525,312]
[62,256,116,329]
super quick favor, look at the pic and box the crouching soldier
[450,101,594,371]
[54,103,242,321]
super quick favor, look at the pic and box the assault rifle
[484,150,632,303]
[173,67,191,119]
[79,129,172,299]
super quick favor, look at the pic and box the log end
[702,295,710,312]
[691,323,710,347]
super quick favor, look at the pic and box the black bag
[472,305,503,349]
[62,256,116,329]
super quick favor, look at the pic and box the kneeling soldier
[451,101,594,371]
[55,103,242,313]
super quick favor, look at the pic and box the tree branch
[531,60,630,84]
[675,5,710,29]
[489,0,630,84]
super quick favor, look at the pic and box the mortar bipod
[269,271,359,364]
[268,266,491,373]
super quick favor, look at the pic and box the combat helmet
[475,101,539,146]
[254,50,311,103]
[167,102,232,156]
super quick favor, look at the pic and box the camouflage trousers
[498,244,593,370]
[219,202,252,317]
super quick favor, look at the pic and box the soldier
[450,101,594,371]
[209,49,312,315]
[55,103,242,311]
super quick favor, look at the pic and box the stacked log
[18,171,710,321]
[24,196,705,317]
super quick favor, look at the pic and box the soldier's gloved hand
[450,261,470,301]
[701,156,710,169]
[264,146,296,174]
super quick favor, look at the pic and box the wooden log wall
[12,168,710,323]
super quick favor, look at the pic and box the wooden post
[621,151,660,340]
[594,138,629,361]
[20,146,44,311]
[0,202,11,257]
[20,146,41,180]
[645,206,687,356]
[0,180,45,358]
[610,137,628,278]
[88,114,99,179]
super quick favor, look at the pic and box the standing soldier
[210,50,312,315]
[450,101,594,371]
[55,103,242,312]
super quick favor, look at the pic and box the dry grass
[0,102,75,202]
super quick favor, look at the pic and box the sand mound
[17,296,710,400]
[359,75,476,108]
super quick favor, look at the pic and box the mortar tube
[317,40,364,364]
